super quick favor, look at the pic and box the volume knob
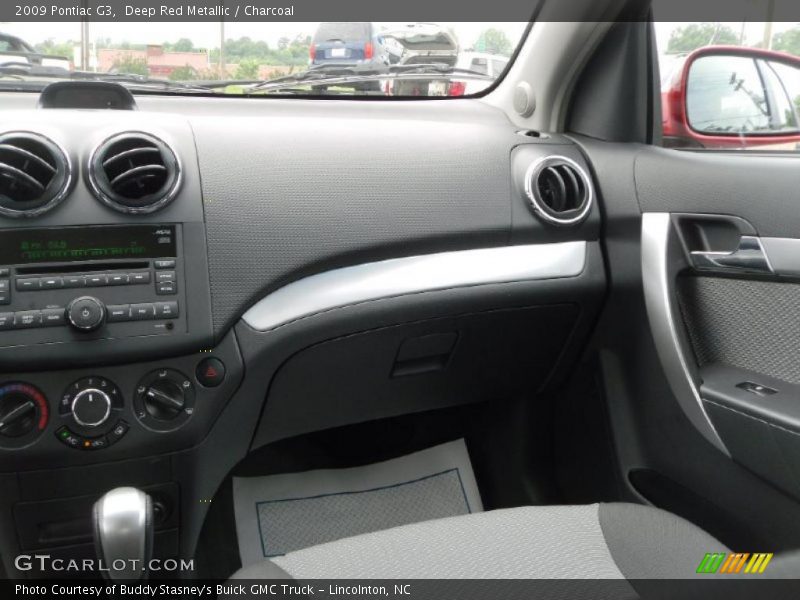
[67,296,106,332]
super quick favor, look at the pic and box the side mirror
[663,47,800,149]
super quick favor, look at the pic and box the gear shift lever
[93,487,153,581]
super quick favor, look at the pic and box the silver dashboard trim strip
[242,241,587,332]
[641,213,729,455]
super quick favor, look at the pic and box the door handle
[690,235,773,274]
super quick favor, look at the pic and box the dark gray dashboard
[0,92,606,577]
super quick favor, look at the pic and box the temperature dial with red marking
[0,382,49,448]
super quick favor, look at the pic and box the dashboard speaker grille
[0,132,71,218]
[523,156,593,226]
[88,132,181,214]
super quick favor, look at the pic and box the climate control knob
[144,380,185,420]
[71,388,112,428]
[134,369,195,432]
[67,296,106,332]
[0,382,48,447]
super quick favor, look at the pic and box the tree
[772,26,800,57]
[111,56,148,76]
[169,65,197,81]
[171,38,195,52]
[667,23,739,53]
[477,28,512,56]
[33,39,75,58]
[235,58,261,79]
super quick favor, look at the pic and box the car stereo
[0,224,186,346]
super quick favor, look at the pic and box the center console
[0,110,229,578]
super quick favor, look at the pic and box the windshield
[2,22,527,97]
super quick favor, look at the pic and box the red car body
[661,45,800,149]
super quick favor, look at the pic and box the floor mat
[232,439,482,567]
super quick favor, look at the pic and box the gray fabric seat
[230,502,736,580]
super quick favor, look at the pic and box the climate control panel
[0,331,241,470]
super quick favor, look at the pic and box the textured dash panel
[677,276,800,384]
[192,114,516,334]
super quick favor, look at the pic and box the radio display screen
[0,225,176,264]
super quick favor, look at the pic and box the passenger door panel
[576,136,800,549]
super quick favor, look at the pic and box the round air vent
[523,155,593,226]
[0,131,72,218]
[87,132,181,214]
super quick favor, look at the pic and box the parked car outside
[662,45,800,149]
[309,22,390,67]
[0,32,71,71]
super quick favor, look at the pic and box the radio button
[85,274,108,287]
[14,310,42,329]
[130,272,151,284]
[64,275,86,288]
[154,259,176,269]
[42,308,66,327]
[0,313,14,329]
[40,276,64,290]
[0,268,9,277]
[0,280,8,292]
[107,304,131,322]
[130,303,156,320]
[16,278,40,291]
[108,273,130,286]
[156,281,177,295]
[0,291,9,305]
[155,301,179,319]
[155,270,175,283]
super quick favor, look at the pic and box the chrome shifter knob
[93,487,153,581]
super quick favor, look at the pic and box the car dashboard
[0,91,606,577]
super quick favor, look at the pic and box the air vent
[523,155,593,226]
[87,132,181,214]
[0,132,71,218]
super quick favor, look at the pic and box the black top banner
[3,0,800,23]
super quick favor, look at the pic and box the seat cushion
[230,502,728,580]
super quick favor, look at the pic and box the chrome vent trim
[0,131,72,218]
[523,155,593,226]
[87,131,181,215]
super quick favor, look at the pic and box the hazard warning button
[196,357,226,388]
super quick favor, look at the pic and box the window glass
[0,22,528,98]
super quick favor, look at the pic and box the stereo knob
[67,296,106,332]
[71,388,112,428]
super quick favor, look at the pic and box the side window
[657,22,800,151]
[491,59,506,76]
